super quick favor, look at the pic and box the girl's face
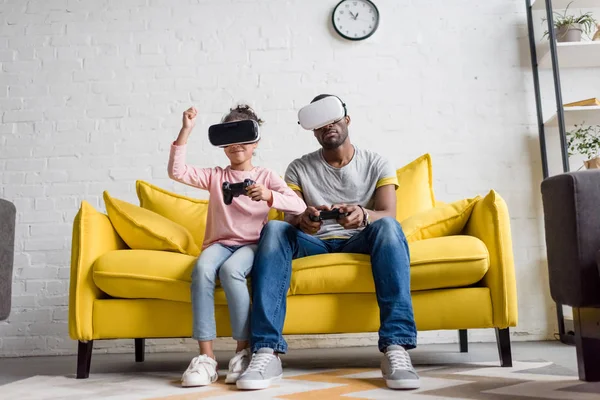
[224,142,258,165]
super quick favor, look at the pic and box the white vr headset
[297,96,347,130]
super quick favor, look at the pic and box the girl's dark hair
[222,104,264,126]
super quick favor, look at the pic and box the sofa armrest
[69,201,126,341]
[464,190,518,328]
[0,199,16,321]
[541,171,600,307]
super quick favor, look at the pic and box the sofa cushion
[290,236,489,295]
[395,154,435,221]
[136,180,210,249]
[401,196,481,242]
[93,249,230,305]
[104,191,200,257]
[92,236,488,303]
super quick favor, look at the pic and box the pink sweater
[168,144,306,249]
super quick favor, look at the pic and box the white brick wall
[0,0,587,357]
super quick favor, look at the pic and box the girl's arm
[266,171,307,215]
[167,143,212,190]
[167,107,212,190]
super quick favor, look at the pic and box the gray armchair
[541,170,600,382]
[0,198,16,321]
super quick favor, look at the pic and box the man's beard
[320,131,348,150]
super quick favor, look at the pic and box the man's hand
[298,205,330,235]
[247,184,273,203]
[333,204,364,230]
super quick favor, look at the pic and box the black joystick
[309,208,348,222]
[222,179,255,205]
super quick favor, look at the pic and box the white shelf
[544,106,600,126]
[532,0,600,10]
[538,41,600,68]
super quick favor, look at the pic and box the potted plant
[567,123,600,169]
[543,2,597,42]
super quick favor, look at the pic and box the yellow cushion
[103,191,200,256]
[93,249,229,304]
[291,236,489,295]
[401,196,481,242]
[92,236,488,302]
[395,154,435,221]
[136,180,209,248]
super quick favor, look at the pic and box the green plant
[542,1,597,39]
[567,123,600,161]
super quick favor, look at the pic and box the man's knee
[260,220,297,244]
[371,216,401,231]
[369,217,406,239]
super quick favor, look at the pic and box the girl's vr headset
[297,96,347,130]
[208,119,261,147]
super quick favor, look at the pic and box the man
[236,94,419,391]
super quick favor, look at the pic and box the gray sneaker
[381,345,420,389]
[236,348,283,390]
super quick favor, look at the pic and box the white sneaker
[225,348,250,384]
[181,355,218,387]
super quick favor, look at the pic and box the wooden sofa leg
[574,307,600,381]
[459,329,468,353]
[135,338,145,362]
[495,328,512,367]
[77,341,93,379]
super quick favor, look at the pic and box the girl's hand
[247,184,273,203]
[182,107,197,132]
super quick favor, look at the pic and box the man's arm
[335,184,396,229]
[368,183,397,221]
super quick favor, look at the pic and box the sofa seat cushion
[93,250,228,305]
[93,236,489,303]
[290,235,489,295]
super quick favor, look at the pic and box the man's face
[313,115,351,150]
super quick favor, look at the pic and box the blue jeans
[249,217,416,353]
[191,243,257,341]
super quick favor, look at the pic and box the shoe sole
[181,375,218,387]
[385,379,421,390]
[236,374,283,390]
[225,372,240,384]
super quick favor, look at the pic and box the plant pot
[556,24,582,42]
[584,157,600,169]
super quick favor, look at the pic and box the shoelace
[229,350,248,369]
[189,355,215,373]
[387,349,413,371]
[246,353,274,372]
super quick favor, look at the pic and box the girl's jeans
[191,243,257,341]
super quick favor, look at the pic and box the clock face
[332,0,379,41]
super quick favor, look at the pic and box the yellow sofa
[68,154,518,379]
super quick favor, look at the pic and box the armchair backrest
[0,198,16,321]
[541,171,600,308]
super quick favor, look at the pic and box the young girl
[168,105,306,387]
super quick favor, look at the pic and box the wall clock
[332,0,380,41]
